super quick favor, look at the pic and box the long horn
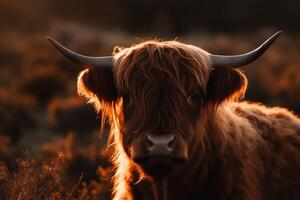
[47,36,114,68]
[209,31,282,68]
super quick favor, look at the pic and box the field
[0,21,300,199]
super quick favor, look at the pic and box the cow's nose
[146,133,175,156]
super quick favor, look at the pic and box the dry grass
[0,24,299,199]
[0,153,112,200]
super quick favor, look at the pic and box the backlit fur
[77,40,300,200]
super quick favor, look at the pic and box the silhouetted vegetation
[18,67,67,106]
[48,97,100,135]
[0,0,299,198]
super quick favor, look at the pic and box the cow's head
[47,32,281,178]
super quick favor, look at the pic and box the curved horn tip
[274,30,283,36]
[209,30,283,68]
[46,35,52,41]
[46,36,114,68]
[46,36,57,45]
[267,30,283,42]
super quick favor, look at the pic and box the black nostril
[146,133,175,153]
[168,135,175,148]
[146,135,154,147]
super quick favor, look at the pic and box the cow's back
[232,102,300,199]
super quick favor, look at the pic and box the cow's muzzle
[131,132,188,177]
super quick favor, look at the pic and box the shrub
[17,67,67,106]
[48,97,100,135]
[0,95,36,142]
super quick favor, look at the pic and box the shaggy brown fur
[77,40,300,200]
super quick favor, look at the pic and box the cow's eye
[187,90,202,105]
[123,95,133,107]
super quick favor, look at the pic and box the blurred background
[0,0,299,199]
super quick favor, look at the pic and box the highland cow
[48,31,300,200]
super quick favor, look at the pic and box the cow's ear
[77,68,119,107]
[205,67,247,104]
